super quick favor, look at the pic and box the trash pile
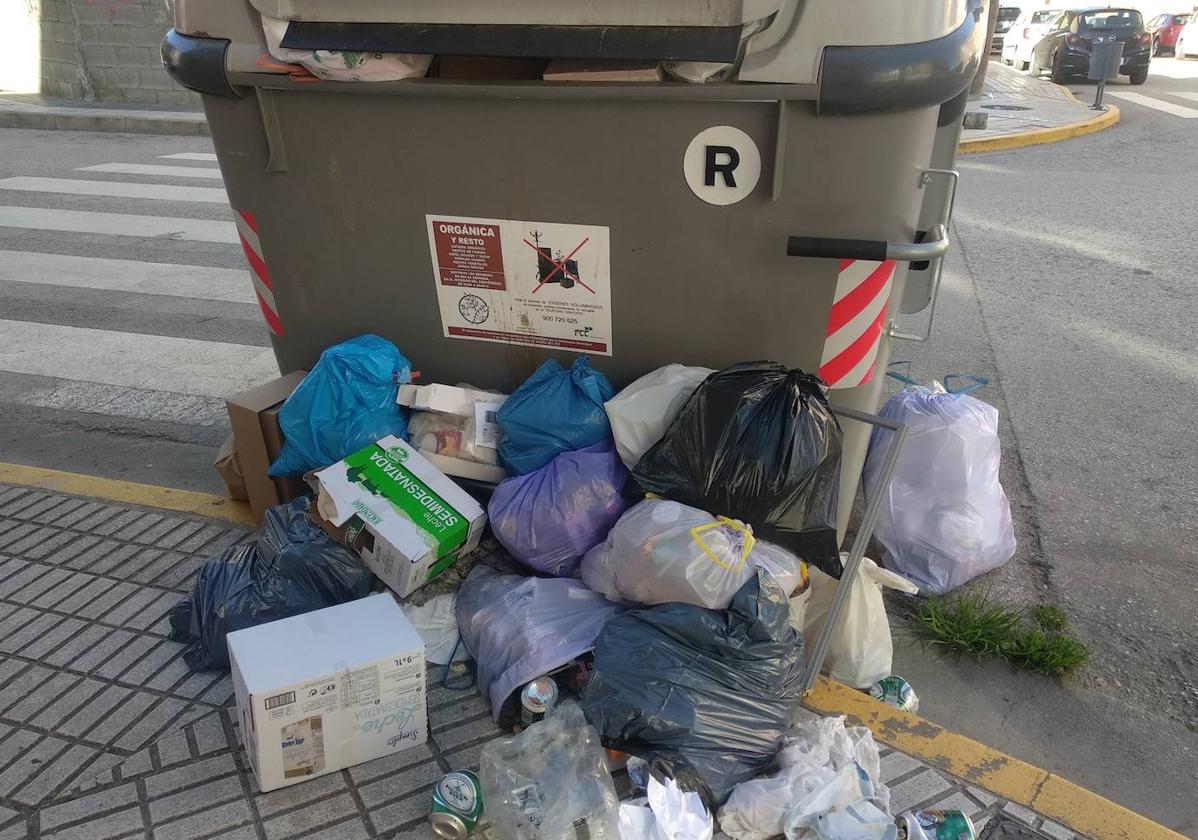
[195,336,1009,838]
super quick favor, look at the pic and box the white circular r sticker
[683,126,762,205]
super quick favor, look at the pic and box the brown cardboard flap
[226,370,307,524]
[214,433,249,502]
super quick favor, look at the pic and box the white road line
[0,251,254,304]
[158,153,219,162]
[1105,91,1198,118]
[0,206,238,244]
[0,319,279,398]
[1170,91,1198,103]
[76,163,225,180]
[0,177,228,204]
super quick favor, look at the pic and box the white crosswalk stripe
[1171,91,1198,103]
[159,152,219,162]
[0,176,228,203]
[0,205,238,243]
[76,162,225,179]
[0,147,278,432]
[0,250,255,304]
[1106,91,1198,118]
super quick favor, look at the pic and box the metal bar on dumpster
[800,404,908,695]
[786,225,949,263]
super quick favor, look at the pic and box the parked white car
[1177,16,1198,58]
[1002,8,1063,70]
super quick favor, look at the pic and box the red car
[1147,11,1191,55]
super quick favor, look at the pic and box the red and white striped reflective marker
[234,209,283,336]
[818,258,896,389]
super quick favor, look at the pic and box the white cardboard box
[229,595,427,792]
[313,436,487,598]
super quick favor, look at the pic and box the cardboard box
[213,433,248,502]
[313,436,487,598]
[229,595,426,792]
[543,59,665,82]
[226,371,308,523]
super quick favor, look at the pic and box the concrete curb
[958,103,1119,153]
[0,104,208,136]
[805,679,1187,840]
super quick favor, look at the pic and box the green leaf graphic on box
[344,444,468,556]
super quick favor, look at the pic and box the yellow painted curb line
[0,462,254,526]
[959,103,1120,154]
[805,678,1186,840]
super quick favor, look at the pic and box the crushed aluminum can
[520,677,559,728]
[869,675,920,713]
[430,770,483,838]
[898,810,976,840]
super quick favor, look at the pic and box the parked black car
[1031,7,1151,84]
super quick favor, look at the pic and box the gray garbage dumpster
[163,0,984,536]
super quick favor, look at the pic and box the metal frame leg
[800,403,909,695]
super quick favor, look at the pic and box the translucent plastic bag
[632,363,843,576]
[581,498,804,610]
[581,574,805,804]
[168,497,373,671]
[718,716,892,840]
[457,566,623,717]
[408,411,499,465]
[261,14,432,81]
[497,357,615,475]
[802,556,918,689]
[863,383,1016,594]
[489,442,628,576]
[270,335,412,476]
[604,364,713,470]
[481,700,620,840]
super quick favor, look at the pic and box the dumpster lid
[247,0,784,27]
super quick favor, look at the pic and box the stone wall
[35,0,199,106]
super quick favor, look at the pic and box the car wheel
[1050,52,1068,83]
[1129,68,1149,85]
[1020,59,1030,71]
[1152,36,1161,56]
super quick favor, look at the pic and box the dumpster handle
[785,224,948,262]
[889,168,959,343]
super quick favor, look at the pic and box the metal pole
[800,404,909,695]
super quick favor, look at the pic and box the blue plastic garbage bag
[497,357,615,475]
[863,383,1015,594]
[489,441,628,576]
[269,334,412,476]
[167,497,373,671]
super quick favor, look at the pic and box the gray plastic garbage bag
[481,700,620,840]
[457,566,623,719]
[581,498,805,610]
[168,497,373,671]
[580,573,805,804]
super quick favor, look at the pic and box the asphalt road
[0,58,1194,831]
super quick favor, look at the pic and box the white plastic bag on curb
[619,776,713,840]
[801,555,918,689]
[604,364,713,470]
[261,15,431,81]
[401,593,468,665]
[581,498,805,610]
[863,384,1016,594]
[481,701,620,840]
[718,716,892,840]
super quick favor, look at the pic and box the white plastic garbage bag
[863,384,1016,594]
[581,498,805,610]
[481,700,620,840]
[717,716,892,840]
[401,593,469,666]
[261,14,432,81]
[604,364,713,470]
[801,555,918,689]
[619,776,714,840]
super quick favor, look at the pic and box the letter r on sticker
[704,145,740,187]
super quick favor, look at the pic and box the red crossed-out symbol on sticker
[523,236,594,294]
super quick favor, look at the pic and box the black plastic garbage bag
[579,572,805,805]
[631,362,843,576]
[169,496,373,671]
